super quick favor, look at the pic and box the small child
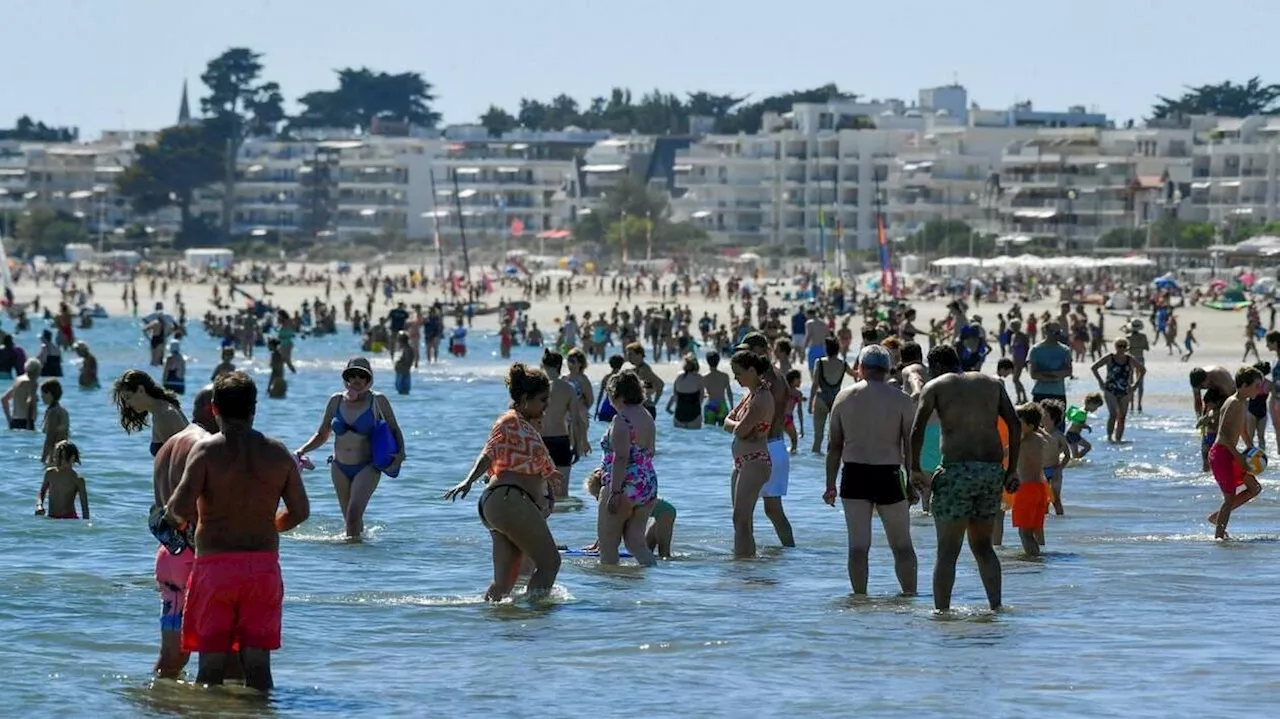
[1065,392,1105,458]
[1039,399,1072,515]
[211,347,236,382]
[783,368,805,455]
[584,468,677,559]
[1013,402,1051,556]
[1181,322,1199,362]
[36,440,89,520]
[40,379,69,466]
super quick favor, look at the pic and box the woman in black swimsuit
[809,338,846,453]
[1089,337,1144,443]
[666,353,704,429]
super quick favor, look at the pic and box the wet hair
[774,338,792,355]
[1236,365,1263,388]
[1203,387,1227,407]
[505,362,550,407]
[608,354,625,371]
[682,353,700,374]
[706,351,720,368]
[730,349,771,376]
[608,369,646,405]
[541,348,564,372]
[900,342,922,365]
[566,348,587,368]
[926,345,961,373]
[1189,368,1207,388]
[1040,399,1065,427]
[212,371,257,421]
[40,379,62,402]
[625,342,645,358]
[53,440,80,466]
[1254,361,1272,377]
[111,369,182,434]
[785,368,801,385]
[1083,391,1104,409]
[1015,402,1043,428]
[996,358,1014,373]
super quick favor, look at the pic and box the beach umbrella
[1240,272,1257,287]
[1152,276,1178,290]
[503,265,520,276]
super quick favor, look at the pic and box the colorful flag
[877,214,897,296]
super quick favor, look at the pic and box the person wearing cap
[293,357,405,540]
[910,345,1022,612]
[735,331,796,548]
[824,344,918,596]
[163,340,186,396]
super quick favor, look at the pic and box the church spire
[177,79,192,125]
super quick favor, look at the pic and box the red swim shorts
[181,552,283,654]
[1011,481,1049,530]
[1208,444,1246,495]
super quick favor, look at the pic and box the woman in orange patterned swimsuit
[724,350,776,558]
[444,363,563,601]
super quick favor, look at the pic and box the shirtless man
[539,349,577,499]
[151,387,217,679]
[824,345,917,595]
[737,332,795,547]
[701,351,734,426]
[802,309,832,374]
[1191,366,1236,469]
[910,345,1021,612]
[2,359,42,430]
[164,372,309,691]
[626,342,664,404]
[1207,366,1265,539]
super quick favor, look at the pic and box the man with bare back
[1207,366,1265,539]
[737,332,795,547]
[910,345,1021,612]
[165,372,309,692]
[152,387,216,678]
[1192,365,1236,469]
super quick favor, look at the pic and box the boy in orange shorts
[1012,402,1051,556]
[1207,366,1265,539]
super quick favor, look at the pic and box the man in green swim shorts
[910,345,1021,612]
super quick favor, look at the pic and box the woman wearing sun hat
[294,357,406,540]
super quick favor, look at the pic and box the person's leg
[762,497,794,547]
[732,462,769,558]
[811,399,830,453]
[965,520,1003,610]
[596,484,628,565]
[196,652,231,686]
[622,502,656,567]
[1104,393,1119,441]
[763,440,795,546]
[932,519,968,611]
[1114,395,1131,442]
[330,463,352,521]
[840,499,874,593]
[486,530,523,600]
[238,648,273,692]
[1049,472,1064,515]
[877,500,918,595]
[343,466,383,539]
[488,494,561,597]
[1018,528,1040,556]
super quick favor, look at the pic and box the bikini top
[729,391,771,435]
[332,398,376,436]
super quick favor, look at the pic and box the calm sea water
[2,317,1279,718]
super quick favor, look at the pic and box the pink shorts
[1209,444,1246,495]
[155,546,195,632]
[181,552,283,654]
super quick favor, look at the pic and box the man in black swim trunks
[824,345,918,596]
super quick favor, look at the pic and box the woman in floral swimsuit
[596,369,659,566]
[724,350,776,558]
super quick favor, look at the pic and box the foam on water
[4,318,1280,715]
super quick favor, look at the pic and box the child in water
[40,379,69,466]
[1013,403,1051,555]
[1039,400,1072,515]
[36,440,89,520]
[783,368,804,455]
[210,346,236,382]
[1065,392,1105,458]
[584,468,676,558]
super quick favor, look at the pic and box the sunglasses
[342,371,371,383]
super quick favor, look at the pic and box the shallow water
[3,319,1280,717]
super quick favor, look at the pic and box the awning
[1013,208,1058,219]
[582,164,626,173]
[536,229,572,239]
[454,167,481,175]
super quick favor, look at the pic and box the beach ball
[1243,447,1268,476]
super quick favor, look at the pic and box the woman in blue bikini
[294,357,405,540]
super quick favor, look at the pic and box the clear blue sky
[5,0,1274,138]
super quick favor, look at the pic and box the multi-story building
[1188,116,1280,229]
[19,135,144,242]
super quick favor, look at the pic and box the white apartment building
[1189,116,1280,228]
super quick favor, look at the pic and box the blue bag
[371,394,401,478]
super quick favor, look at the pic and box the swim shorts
[703,400,727,425]
[544,435,574,467]
[1065,431,1082,443]
[182,552,283,654]
[156,546,196,632]
[806,345,824,373]
[840,462,907,505]
[930,460,1006,522]
[1208,444,1246,495]
[9,419,33,431]
[1012,482,1049,530]
[762,438,790,498]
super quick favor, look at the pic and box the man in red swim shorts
[1206,367,1264,540]
[166,371,309,691]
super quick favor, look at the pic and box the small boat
[1203,300,1251,311]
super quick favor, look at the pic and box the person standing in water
[724,350,776,558]
[111,370,189,457]
[162,340,186,396]
[667,354,705,429]
[164,372,310,692]
[701,350,734,426]
[597,370,659,566]
[564,348,593,456]
[1207,366,1265,540]
[1089,337,1144,443]
[73,341,99,389]
[538,349,578,500]
[809,337,847,453]
[737,332,796,548]
[911,345,1021,612]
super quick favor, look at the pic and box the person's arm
[998,385,1022,490]
[796,395,805,435]
[295,395,340,457]
[2,384,12,423]
[733,391,773,440]
[824,396,844,504]
[1017,436,1040,490]
[1193,387,1204,417]
[36,470,50,514]
[41,426,54,465]
[1130,357,1146,392]
[165,442,208,527]
[444,448,494,499]
[665,392,676,414]
[276,450,310,531]
[910,383,937,474]
[1027,346,1046,380]
[76,473,89,520]
[646,367,665,403]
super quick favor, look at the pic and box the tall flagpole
[620,209,628,266]
[645,210,652,262]
[451,168,472,283]
[427,167,445,280]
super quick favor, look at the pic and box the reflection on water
[2,319,1280,715]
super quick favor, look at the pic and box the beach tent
[185,248,234,271]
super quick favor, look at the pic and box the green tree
[517,98,551,131]
[293,68,441,131]
[200,47,286,243]
[12,207,88,257]
[115,124,223,245]
[1151,77,1280,120]
[1098,218,1217,249]
[479,105,518,137]
[0,115,78,142]
[573,176,706,254]
[717,84,853,134]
